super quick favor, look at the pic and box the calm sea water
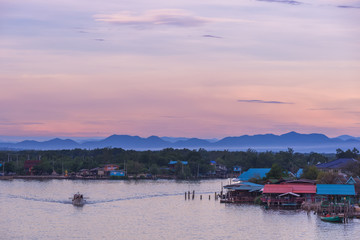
[0,179,359,240]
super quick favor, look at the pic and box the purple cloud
[237,99,294,104]
[337,5,360,9]
[308,108,341,111]
[257,0,302,5]
[0,121,43,126]
[202,34,222,39]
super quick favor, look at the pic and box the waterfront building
[103,164,120,171]
[316,184,356,204]
[222,182,263,203]
[109,170,126,177]
[261,184,316,208]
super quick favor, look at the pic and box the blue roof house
[110,170,126,177]
[316,158,358,173]
[222,182,264,203]
[169,161,188,165]
[224,182,264,192]
[237,168,271,181]
[317,184,356,203]
[295,169,303,179]
[233,166,242,172]
[317,184,355,196]
[168,161,188,171]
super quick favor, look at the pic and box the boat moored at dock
[320,215,343,223]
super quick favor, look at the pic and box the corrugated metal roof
[168,161,188,165]
[316,184,355,195]
[224,182,263,191]
[263,184,316,194]
[295,169,303,178]
[237,168,271,181]
[316,158,357,169]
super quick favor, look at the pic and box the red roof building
[263,184,316,194]
[103,164,119,172]
[262,184,316,208]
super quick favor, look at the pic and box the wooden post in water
[200,195,202,200]
[215,192,217,200]
[192,190,195,200]
[188,191,191,200]
[209,195,211,200]
[185,192,187,200]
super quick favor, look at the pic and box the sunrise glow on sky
[1,0,360,139]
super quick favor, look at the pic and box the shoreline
[1,175,226,181]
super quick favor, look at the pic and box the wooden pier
[301,201,360,222]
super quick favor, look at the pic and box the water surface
[0,179,359,239]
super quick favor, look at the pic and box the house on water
[316,184,356,204]
[222,182,263,203]
[261,183,316,208]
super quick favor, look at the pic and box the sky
[0,0,360,140]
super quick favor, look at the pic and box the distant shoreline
[1,175,225,181]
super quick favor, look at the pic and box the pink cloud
[94,9,250,28]
[94,9,208,27]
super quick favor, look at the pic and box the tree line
[0,147,358,179]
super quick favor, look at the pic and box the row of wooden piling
[185,191,220,200]
[301,202,358,223]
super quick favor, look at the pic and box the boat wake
[5,191,214,205]
[6,194,73,204]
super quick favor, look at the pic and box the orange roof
[263,184,316,194]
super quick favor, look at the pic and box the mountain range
[0,132,359,153]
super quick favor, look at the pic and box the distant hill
[336,135,360,141]
[0,132,359,153]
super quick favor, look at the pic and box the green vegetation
[266,163,285,179]
[301,165,319,180]
[0,147,358,179]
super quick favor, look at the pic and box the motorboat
[72,192,86,206]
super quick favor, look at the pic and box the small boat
[72,192,86,206]
[320,215,343,223]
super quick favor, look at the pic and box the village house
[222,182,263,203]
[261,183,316,208]
[210,161,228,178]
[316,158,358,173]
[316,184,356,204]
[168,161,188,170]
[237,168,271,182]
